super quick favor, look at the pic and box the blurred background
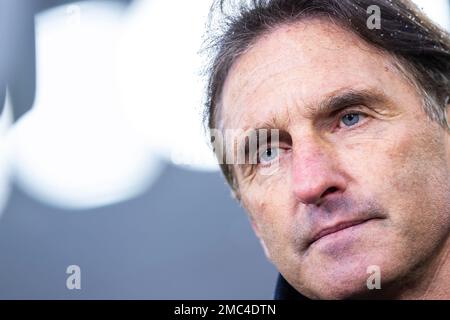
[0,0,448,299]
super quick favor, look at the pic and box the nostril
[321,186,339,198]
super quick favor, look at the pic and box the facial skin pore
[220,19,450,299]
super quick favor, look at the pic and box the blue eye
[259,147,279,164]
[341,113,360,127]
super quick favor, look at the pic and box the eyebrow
[308,88,388,118]
[233,88,390,159]
[245,88,389,131]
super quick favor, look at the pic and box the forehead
[219,19,402,131]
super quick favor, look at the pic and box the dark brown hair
[203,0,450,192]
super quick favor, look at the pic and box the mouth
[309,218,380,247]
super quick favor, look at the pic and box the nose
[291,138,347,205]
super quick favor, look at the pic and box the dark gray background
[0,163,276,299]
[0,0,277,299]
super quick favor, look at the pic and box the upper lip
[309,218,375,246]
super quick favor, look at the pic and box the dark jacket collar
[274,274,310,300]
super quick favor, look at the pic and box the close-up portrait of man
[204,0,450,299]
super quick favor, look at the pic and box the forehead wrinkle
[221,72,305,132]
[226,21,323,89]
[219,18,408,134]
[228,55,290,95]
[220,23,340,131]
[221,57,387,133]
[234,85,388,134]
[220,70,303,125]
[222,18,378,107]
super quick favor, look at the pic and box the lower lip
[309,219,377,252]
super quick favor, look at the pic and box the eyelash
[335,109,369,131]
[255,144,290,169]
[257,146,280,167]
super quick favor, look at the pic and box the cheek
[390,130,450,221]
[340,120,444,192]
[241,175,296,253]
[387,126,448,199]
[342,122,450,238]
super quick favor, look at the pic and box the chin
[296,250,395,299]
[304,270,371,300]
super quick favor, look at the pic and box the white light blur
[413,0,450,30]
[9,1,163,210]
[116,0,219,171]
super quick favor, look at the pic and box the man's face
[220,20,450,299]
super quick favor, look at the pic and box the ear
[249,218,272,261]
[447,97,450,127]
[446,98,450,158]
[446,96,450,123]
